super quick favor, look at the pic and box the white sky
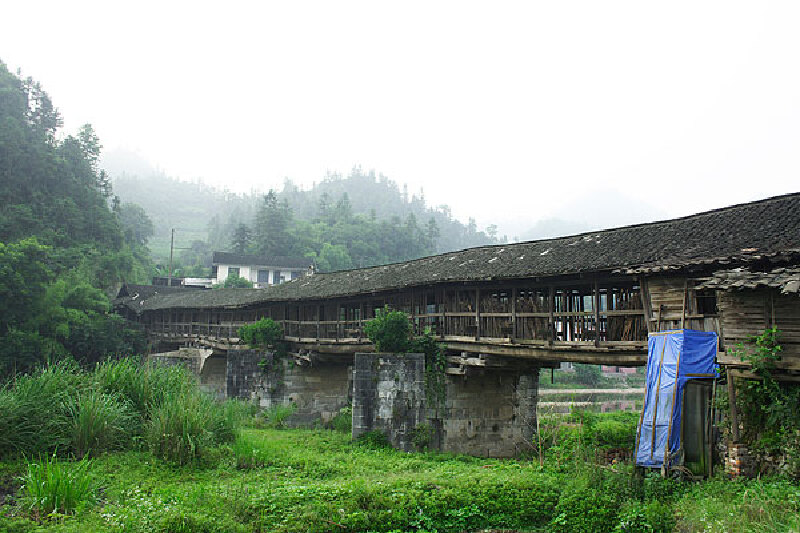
[2,1,799,237]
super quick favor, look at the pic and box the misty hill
[106,152,499,271]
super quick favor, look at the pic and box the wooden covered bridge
[116,193,800,456]
[120,192,800,371]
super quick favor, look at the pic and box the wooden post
[511,287,518,341]
[639,278,654,334]
[316,305,321,341]
[410,288,416,335]
[548,286,555,345]
[594,279,601,347]
[727,371,741,442]
[336,303,341,341]
[680,279,688,330]
[475,288,481,340]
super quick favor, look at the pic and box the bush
[574,363,602,386]
[65,389,133,458]
[614,500,675,533]
[363,306,411,353]
[255,404,296,430]
[238,318,283,350]
[94,357,192,418]
[19,455,95,518]
[0,361,84,458]
[145,389,236,465]
[356,430,391,449]
[329,405,353,433]
[550,482,619,533]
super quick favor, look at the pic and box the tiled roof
[696,267,800,294]
[132,192,800,312]
[212,251,312,269]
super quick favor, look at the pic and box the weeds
[19,454,94,518]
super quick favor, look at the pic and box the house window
[695,289,717,315]
[257,269,269,283]
[291,271,301,280]
[228,267,240,278]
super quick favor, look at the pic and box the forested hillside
[0,61,148,372]
[110,162,501,274]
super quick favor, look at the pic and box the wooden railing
[148,309,647,352]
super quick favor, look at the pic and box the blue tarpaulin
[635,330,717,469]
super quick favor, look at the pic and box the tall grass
[64,389,133,458]
[19,454,95,517]
[0,358,245,463]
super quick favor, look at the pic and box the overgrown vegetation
[363,306,412,353]
[363,308,448,413]
[0,61,150,375]
[3,426,799,532]
[726,328,800,479]
[0,359,241,463]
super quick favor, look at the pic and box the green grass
[19,454,95,519]
[0,428,799,532]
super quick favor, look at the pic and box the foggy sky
[2,1,799,238]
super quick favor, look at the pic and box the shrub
[356,430,391,449]
[614,500,675,533]
[329,405,353,433]
[574,363,602,386]
[0,361,84,458]
[255,404,296,430]
[410,423,434,450]
[145,389,238,465]
[19,455,95,518]
[363,306,411,353]
[238,318,283,349]
[94,357,193,418]
[65,389,133,458]
[550,481,620,533]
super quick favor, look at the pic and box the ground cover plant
[0,424,797,532]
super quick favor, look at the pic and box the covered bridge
[120,192,800,374]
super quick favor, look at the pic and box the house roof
[212,251,312,269]
[115,284,202,312]
[696,266,800,294]
[132,192,800,312]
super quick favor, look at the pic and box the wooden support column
[316,305,321,341]
[548,286,555,345]
[511,287,518,342]
[336,303,341,341]
[410,288,416,335]
[594,279,601,348]
[727,372,741,442]
[639,277,654,334]
[441,288,448,337]
[475,288,481,340]
[681,279,688,330]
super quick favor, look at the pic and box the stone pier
[226,350,352,427]
[352,352,540,457]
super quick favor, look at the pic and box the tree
[364,306,412,353]
[574,364,602,386]
[316,243,353,272]
[231,223,251,254]
[118,203,155,247]
[254,190,292,256]
[215,274,253,288]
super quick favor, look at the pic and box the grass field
[1,427,799,533]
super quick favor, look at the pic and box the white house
[212,251,312,288]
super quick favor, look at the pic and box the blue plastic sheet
[635,330,717,469]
